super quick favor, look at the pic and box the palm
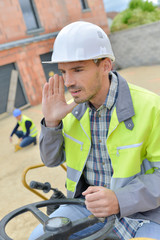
[42,75,77,126]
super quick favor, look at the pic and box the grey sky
[103,0,131,12]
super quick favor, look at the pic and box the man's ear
[103,58,112,73]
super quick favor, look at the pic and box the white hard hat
[45,21,115,63]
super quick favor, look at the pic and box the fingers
[83,186,100,195]
[86,206,106,217]
[82,186,101,200]
[54,74,59,94]
[59,75,65,94]
[43,75,64,97]
[49,77,54,96]
[83,187,120,217]
[43,82,49,98]
[54,74,64,95]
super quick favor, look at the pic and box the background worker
[29,21,160,239]
[10,108,38,152]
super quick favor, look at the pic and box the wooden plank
[7,70,18,113]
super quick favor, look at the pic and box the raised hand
[82,186,120,218]
[42,74,77,127]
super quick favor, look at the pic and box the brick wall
[0,0,26,43]
[0,0,109,43]
[0,39,54,106]
[109,21,160,69]
[0,0,109,108]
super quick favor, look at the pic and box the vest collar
[114,71,135,122]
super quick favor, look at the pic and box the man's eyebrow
[71,66,84,70]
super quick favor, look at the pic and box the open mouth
[70,90,81,96]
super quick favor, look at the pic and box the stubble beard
[72,71,102,105]
[73,85,101,105]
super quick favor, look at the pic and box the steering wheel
[0,198,115,240]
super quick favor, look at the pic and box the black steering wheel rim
[0,199,115,240]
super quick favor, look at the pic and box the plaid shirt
[83,72,143,239]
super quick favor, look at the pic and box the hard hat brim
[42,54,115,64]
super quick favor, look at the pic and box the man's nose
[64,73,75,88]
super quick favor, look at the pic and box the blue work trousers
[15,130,36,147]
[28,204,160,239]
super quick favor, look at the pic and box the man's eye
[75,69,83,72]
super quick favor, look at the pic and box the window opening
[19,0,39,31]
[80,0,89,10]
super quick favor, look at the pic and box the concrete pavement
[118,65,160,95]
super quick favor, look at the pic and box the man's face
[58,60,111,108]
[16,115,21,121]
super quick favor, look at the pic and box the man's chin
[74,98,86,104]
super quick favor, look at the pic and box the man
[29,21,160,239]
[10,108,38,152]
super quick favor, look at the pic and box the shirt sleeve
[39,118,65,167]
[10,123,19,137]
